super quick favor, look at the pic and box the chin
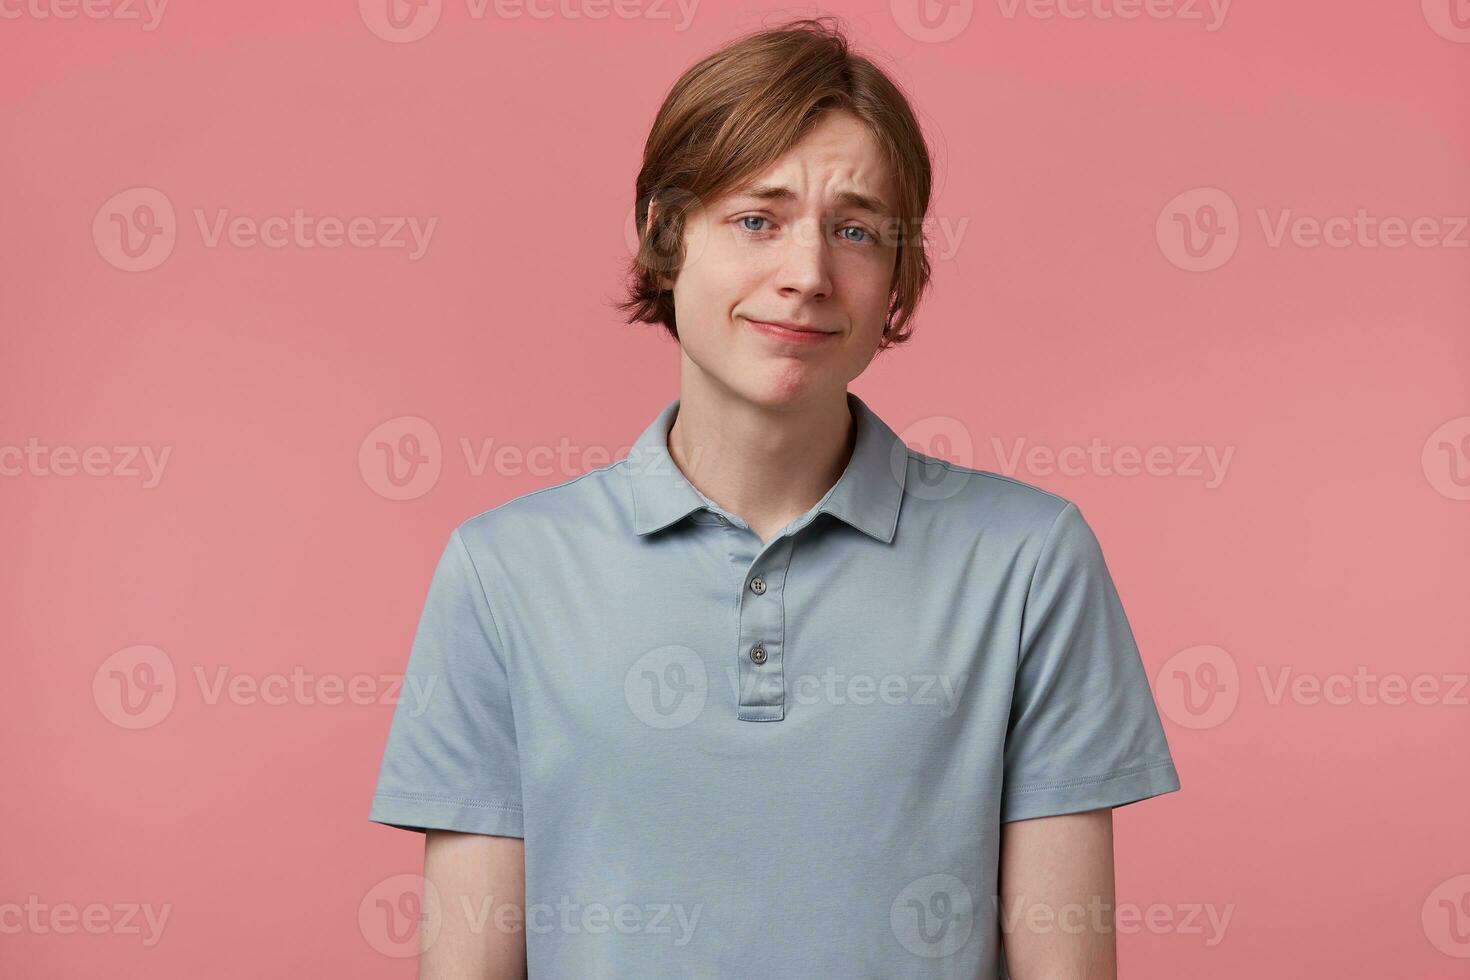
[738,363,834,407]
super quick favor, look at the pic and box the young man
[370,18,1180,979]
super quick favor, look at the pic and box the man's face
[661,110,900,409]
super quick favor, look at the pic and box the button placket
[734,536,795,722]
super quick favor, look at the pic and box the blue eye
[735,215,875,244]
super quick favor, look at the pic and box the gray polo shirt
[369,390,1180,979]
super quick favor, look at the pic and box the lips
[743,317,833,335]
[743,317,839,346]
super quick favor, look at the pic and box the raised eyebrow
[727,183,893,219]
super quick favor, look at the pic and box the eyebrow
[728,183,894,219]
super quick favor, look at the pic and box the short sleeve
[368,525,524,837]
[1000,502,1180,823]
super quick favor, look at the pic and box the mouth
[742,317,838,345]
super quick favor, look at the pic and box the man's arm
[420,830,527,980]
[998,807,1117,979]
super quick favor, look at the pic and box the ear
[644,198,658,236]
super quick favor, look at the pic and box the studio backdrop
[2,2,1467,977]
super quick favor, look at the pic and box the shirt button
[749,644,767,664]
[715,515,729,525]
[750,576,766,595]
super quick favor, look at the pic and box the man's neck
[666,371,855,545]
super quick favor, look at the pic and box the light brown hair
[617,16,934,350]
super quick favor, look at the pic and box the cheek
[681,266,766,328]
[678,232,739,299]
[701,236,768,294]
[837,261,894,319]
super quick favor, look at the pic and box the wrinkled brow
[727,183,893,219]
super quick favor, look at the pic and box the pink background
[3,1,1468,976]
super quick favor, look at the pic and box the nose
[773,215,833,302]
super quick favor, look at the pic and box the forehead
[722,111,896,213]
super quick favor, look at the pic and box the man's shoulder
[900,447,1076,533]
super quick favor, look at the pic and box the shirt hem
[369,792,525,838]
[999,759,1181,823]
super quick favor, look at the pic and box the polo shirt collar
[626,391,907,543]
